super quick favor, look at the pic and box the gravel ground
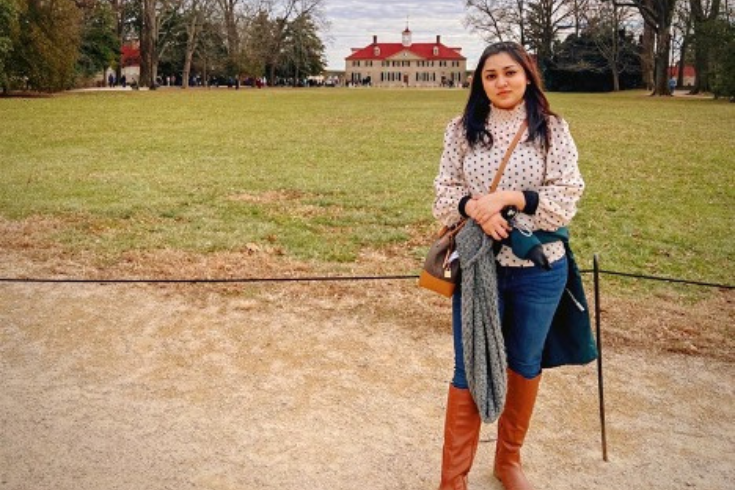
[1,279,733,490]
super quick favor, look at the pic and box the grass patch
[1,88,733,293]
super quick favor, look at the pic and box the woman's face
[481,52,528,110]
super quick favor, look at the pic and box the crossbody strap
[488,120,528,193]
[437,120,528,239]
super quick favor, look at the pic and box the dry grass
[2,216,732,363]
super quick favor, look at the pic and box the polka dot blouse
[432,102,584,267]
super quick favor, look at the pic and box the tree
[194,18,226,84]
[569,0,591,35]
[588,1,637,90]
[464,0,576,70]
[277,11,324,81]
[464,0,527,44]
[0,0,17,93]
[77,0,120,79]
[216,0,243,77]
[109,0,138,82]
[261,0,323,84]
[689,0,722,93]
[241,7,275,77]
[612,0,678,95]
[526,0,575,65]
[548,28,642,90]
[237,0,323,83]
[11,0,83,91]
[181,0,215,87]
[709,16,734,98]
[671,0,692,88]
[139,0,181,88]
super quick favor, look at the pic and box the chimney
[436,35,441,44]
[373,35,377,44]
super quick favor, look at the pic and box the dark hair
[462,42,556,149]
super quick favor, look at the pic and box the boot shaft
[494,369,542,490]
[438,386,481,490]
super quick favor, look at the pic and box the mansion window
[380,72,404,82]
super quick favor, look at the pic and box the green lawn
[1,88,733,288]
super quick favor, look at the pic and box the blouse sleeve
[433,117,469,227]
[534,117,585,230]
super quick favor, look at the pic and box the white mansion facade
[345,28,467,87]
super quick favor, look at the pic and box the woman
[433,42,596,490]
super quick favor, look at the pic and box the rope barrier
[1,256,730,464]
[581,270,733,289]
[0,270,732,289]
[0,274,417,284]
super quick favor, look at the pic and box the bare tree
[216,0,248,76]
[249,0,324,83]
[526,0,575,62]
[109,0,128,82]
[465,0,576,64]
[181,0,216,87]
[464,0,525,43]
[589,1,637,90]
[140,0,181,88]
[639,12,655,89]
[569,0,591,35]
[671,0,692,87]
[612,0,678,95]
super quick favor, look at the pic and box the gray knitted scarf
[456,220,507,423]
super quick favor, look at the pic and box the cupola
[402,27,412,47]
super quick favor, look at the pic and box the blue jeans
[451,255,568,386]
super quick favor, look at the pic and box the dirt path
[1,278,733,490]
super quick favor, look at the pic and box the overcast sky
[321,1,488,71]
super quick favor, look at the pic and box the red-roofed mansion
[345,28,467,87]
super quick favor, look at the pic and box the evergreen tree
[278,12,325,82]
[11,0,82,91]
[709,18,735,99]
[0,0,17,93]
[77,1,120,79]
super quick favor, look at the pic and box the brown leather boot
[438,385,482,490]
[493,369,542,490]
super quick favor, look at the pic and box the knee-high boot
[438,385,482,490]
[493,369,542,490]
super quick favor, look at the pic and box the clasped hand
[466,192,513,241]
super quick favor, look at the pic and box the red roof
[346,42,465,61]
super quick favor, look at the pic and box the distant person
[108,73,115,87]
[432,41,597,490]
[120,75,127,88]
[668,76,677,95]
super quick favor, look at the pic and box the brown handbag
[418,120,528,297]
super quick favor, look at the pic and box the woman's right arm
[432,117,469,227]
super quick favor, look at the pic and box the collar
[488,101,527,125]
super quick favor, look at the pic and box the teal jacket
[508,227,599,368]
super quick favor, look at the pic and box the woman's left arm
[533,117,584,230]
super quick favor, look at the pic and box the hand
[479,213,511,241]
[468,193,506,224]
[468,190,525,225]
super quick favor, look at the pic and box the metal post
[594,254,609,462]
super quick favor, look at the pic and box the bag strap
[488,120,528,193]
[437,120,527,239]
